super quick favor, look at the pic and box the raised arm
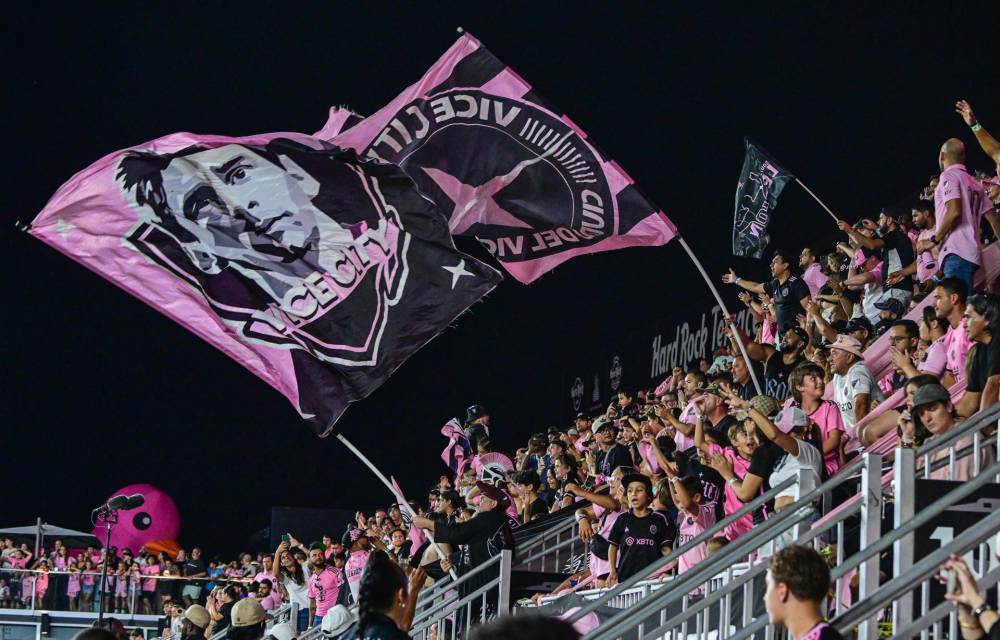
[725,315,774,363]
[722,268,765,294]
[957,100,1000,165]
[693,414,708,453]
[803,299,838,343]
[837,220,883,251]
[667,475,698,517]
[726,391,800,456]
[642,433,679,476]
[706,452,764,502]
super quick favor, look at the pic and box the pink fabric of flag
[323,33,678,284]
[440,418,471,475]
[390,476,427,549]
[29,131,500,434]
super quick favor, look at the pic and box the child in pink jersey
[667,474,716,583]
[114,561,129,613]
[23,560,49,606]
[696,419,757,541]
[67,559,82,611]
[789,363,844,478]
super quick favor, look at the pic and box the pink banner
[322,33,678,284]
[30,132,500,433]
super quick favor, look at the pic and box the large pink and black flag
[321,33,678,284]
[29,132,501,434]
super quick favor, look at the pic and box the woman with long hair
[273,539,309,631]
[963,293,1000,413]
[549,454,580,512]
[335,551,426,639]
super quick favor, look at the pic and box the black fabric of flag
[732,138,795,259]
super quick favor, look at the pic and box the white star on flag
[442,259,474,290]
[55,218,76,241]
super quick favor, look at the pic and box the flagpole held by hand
[677,236,764,396]
[335,433,459,580]
[794,178,839,223]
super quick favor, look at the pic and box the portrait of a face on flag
[30,133,501,433]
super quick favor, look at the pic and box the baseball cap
[231,598,265,627]
[786,326,809,344]
[593,416,615,432]
[874,297,906,317]
[734,395,782,421]
[774,407,809,434]
[844,316,873,335]
[575,412,590,420]
[466,404,488,423]
[182,605,210,630]
[547,426,563,435]
[268,623,296,640]
[911,384,951,431]
[620,473,653,495]
[321,605,356,637]
[341,527,367,547]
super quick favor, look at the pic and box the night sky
[6,4,997,557]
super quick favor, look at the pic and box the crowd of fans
[6,101,1000,640]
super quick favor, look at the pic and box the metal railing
[561,470,805,628]
[409,549,513,640]
[0,568,261,615]
[562,405,1000,640]
[515,515,582,572]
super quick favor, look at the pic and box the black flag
[732,139,795,259]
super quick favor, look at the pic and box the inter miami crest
[360,89,616,265]
[329,33,676,284]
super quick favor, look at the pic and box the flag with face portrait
[320,33,678,284]
[732,138,795,259]
[30,131,501,434]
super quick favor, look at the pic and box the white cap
[268,622,296,640]
[321,605,355,637]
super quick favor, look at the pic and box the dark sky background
[5,4,997,557]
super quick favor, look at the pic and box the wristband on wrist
[735,277,741,285]
[971,123,983,133]
[972,602,993,617]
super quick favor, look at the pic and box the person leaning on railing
[911,383,995,480]
[940,554,1000,640]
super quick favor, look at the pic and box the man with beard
[307,543,344,628]
[837,210,915,310]
[725,317,808,402]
